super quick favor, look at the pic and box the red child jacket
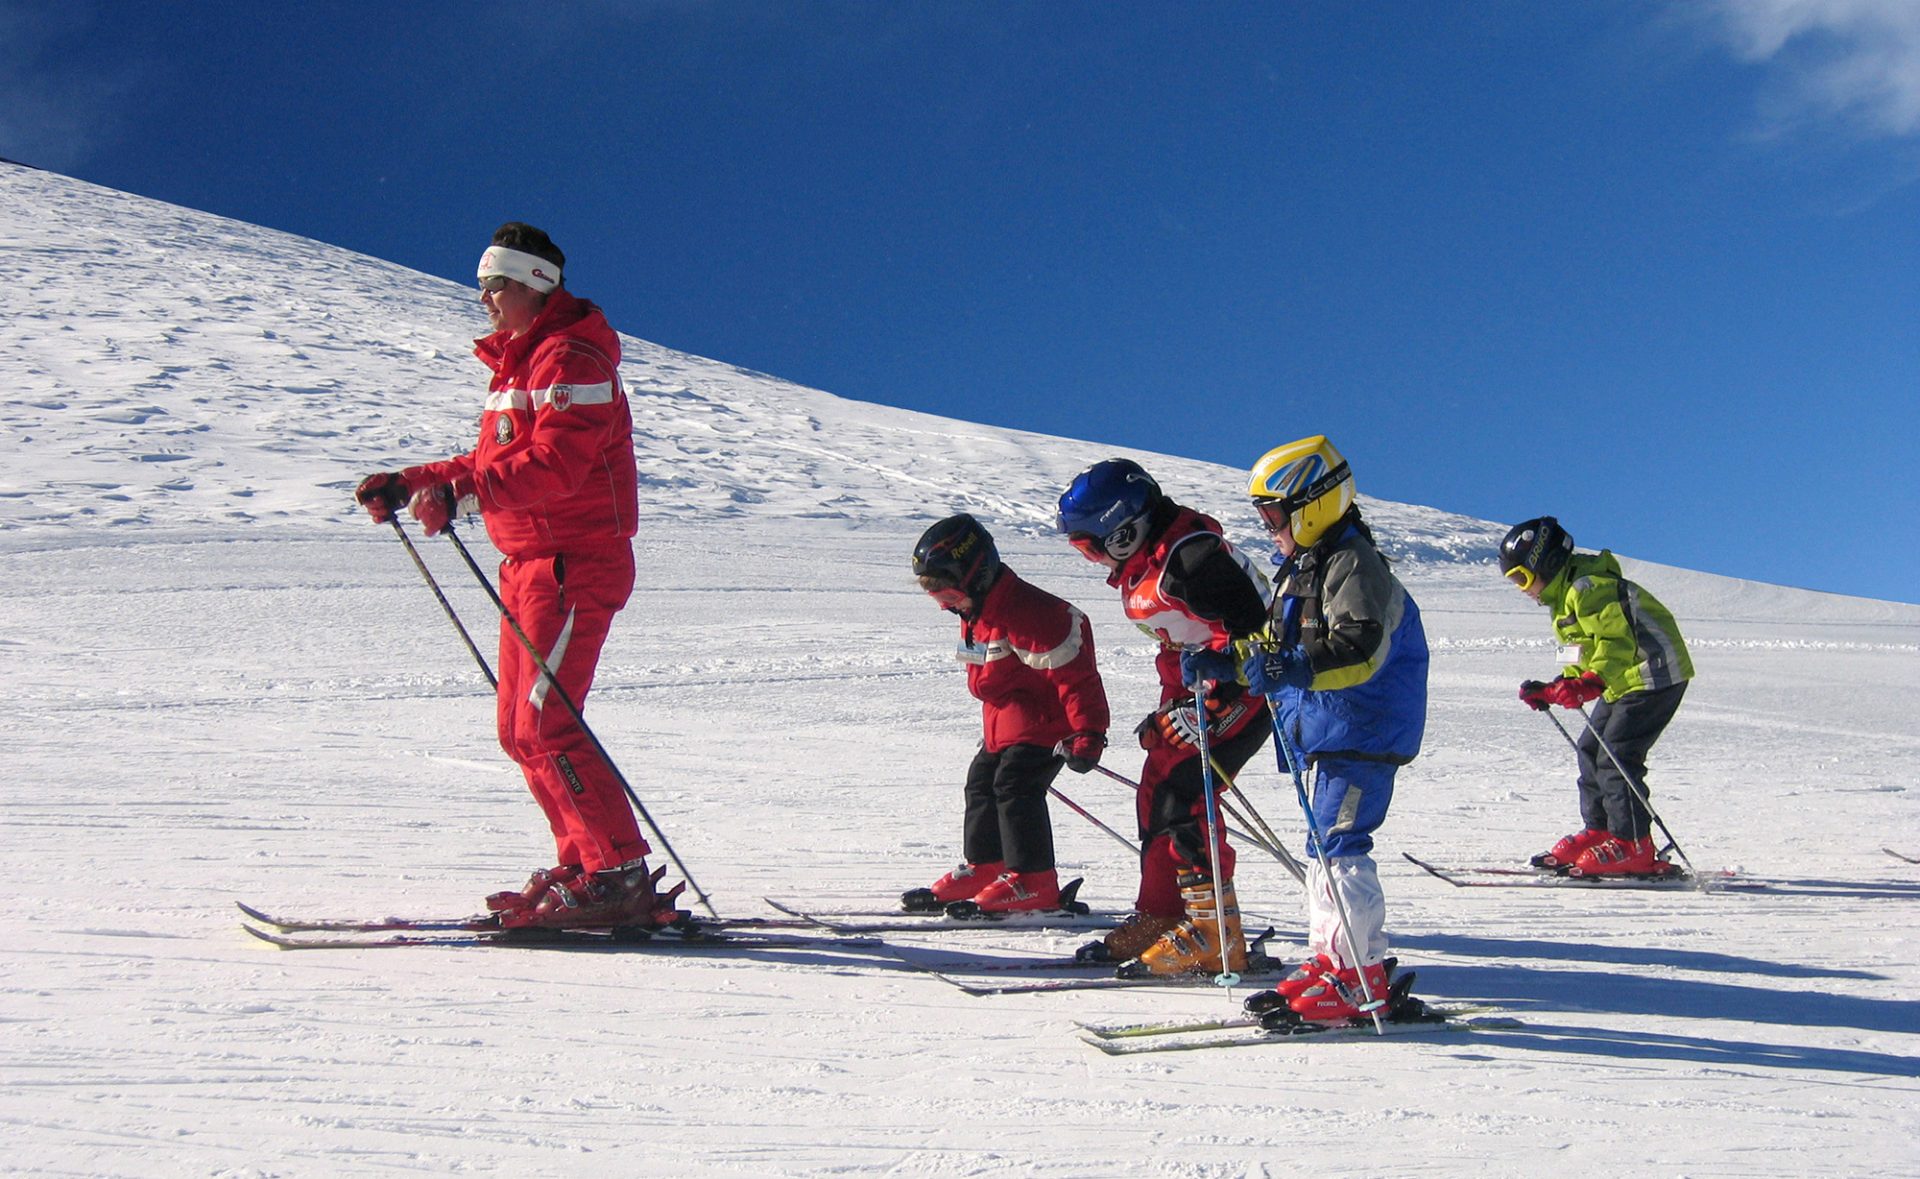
[405,288,638,561]
[1110,506,1251,704]
[962,568,1110,753]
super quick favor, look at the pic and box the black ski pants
[962,742,1066,874]
[1576,682,1687,841]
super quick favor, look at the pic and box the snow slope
[3,162,1917,1178]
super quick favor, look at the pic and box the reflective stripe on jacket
[1547,551,1693,700]
[406,288,637,560]
[964,569,1110,753]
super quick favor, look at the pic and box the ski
[1401,852,1725,891]
[241,923,873,952]
[929,956,1284,995]
[1077,993,1500,1040]
[761,896,1117,935]
[235,900,816,936]
[1077,1014,1261,1039]
[1079,1010,1522,1054]
[1885,848,1920,865]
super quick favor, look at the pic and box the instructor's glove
[408,483,457,537]
[1179,647,1239,689]
[1057,731,1107,774]
[1518,680,1553,711]
[1544,671,1606,709]
[1244,646,1312,696]
[355,471,411,523]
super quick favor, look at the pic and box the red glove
[1545,671,1606,709]
[408,484,457,536]
[1518,680,1552,711]
[1057,732,1106,774]
[354,471,410,523]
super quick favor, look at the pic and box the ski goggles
[926,585,970,610]
[1066,532,1108,561]
[1252,498,1296,534]
[1504,565,1537,592]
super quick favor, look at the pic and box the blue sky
[6,1,1917,602]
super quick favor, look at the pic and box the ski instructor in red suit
[356,222,683,931]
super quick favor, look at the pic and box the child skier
[904,514,1111,915]
[1056,460,1272,976]
[1500,517,1694,878]
[1186,436,1428,1024]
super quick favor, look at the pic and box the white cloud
[1700,0,1920,138]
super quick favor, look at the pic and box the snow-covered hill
[3,163,1916,1178]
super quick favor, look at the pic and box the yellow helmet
[1247,435,1354,549]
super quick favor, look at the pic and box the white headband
[477,246,561,293]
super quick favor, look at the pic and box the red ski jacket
[1109,506,1268,704]
[961,568,1110,753]
[406,288,637,561]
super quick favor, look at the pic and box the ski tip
[235,901,280,925]
[240,923,292,949]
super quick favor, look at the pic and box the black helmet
[1499,517,1573,592]
[912,513,1001,599]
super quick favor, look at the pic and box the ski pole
[439,524,717,919]
[1192,681,1240,989]
[1556,705,1704,888]
[1208,754,1308,884]
[1045,784,1141,856]
[388,519,496,687]
[1088,762,1278,864]
[1273,716,1387,1034]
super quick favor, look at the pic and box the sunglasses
[478,275,512,293]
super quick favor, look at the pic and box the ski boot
[967,869,1061,914]
[1530,828,1608,872]
[901,860,1004,913]
[1567,835,1673,879]
[486,865,582,917]
[1287,960,1391,1023]
[1118,871,1246,978]
[1258,965,1419,1032]
[497,859,686,935]
[1243,953,1337,1018]
[1075,911,1182,964]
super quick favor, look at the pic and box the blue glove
[1244,646,1312,696]
[1179,646,1240,688]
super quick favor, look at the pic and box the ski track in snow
[3,162,1919,1177]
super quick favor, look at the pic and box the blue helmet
[1056,459,1162,560]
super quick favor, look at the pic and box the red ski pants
[495,545,646,875]
[1131,695,1270,915]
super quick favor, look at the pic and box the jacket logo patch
[552,384,573,411]
[494,416,514,445]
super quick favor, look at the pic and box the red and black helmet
[912,513,1002,599]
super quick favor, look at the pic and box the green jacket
[1544,551,1693,701]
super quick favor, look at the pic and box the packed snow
[3,162,1917,1178]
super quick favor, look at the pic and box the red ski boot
[497,859,685,931]
[901,860,1004,913]
[1288,961,1391,1022]
[1567,835,1671,878]
[1531,828,1608,872]
[486,865,582,915]
[970,869,1061,914]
